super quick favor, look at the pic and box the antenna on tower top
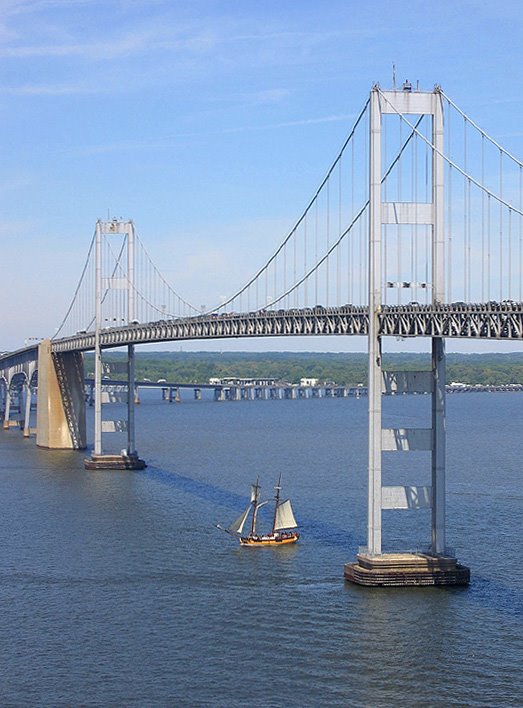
[392,63,396,89]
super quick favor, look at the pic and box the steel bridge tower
[84,219,146,470]
[345,86,469,586]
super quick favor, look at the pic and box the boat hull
[239,532,299,546]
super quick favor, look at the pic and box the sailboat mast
[271,473,282,534]
[250,477,260,536]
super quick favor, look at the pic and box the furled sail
[273,499,298,530]
[228,505,251,535]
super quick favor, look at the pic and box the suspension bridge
[1,83,522,586]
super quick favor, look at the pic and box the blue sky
[1,0,523,353]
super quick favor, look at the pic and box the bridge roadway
[1,303,522,368]
[53,302,523,354]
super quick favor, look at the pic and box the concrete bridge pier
[165,386,181,403]
[36,339,86,449]
[3,390,11,429]
[16,389,23,428]
[23,380,32,437]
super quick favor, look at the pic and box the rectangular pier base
[84,453,147,471]
[344,552,470,587]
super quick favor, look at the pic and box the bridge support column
[23,380,32,437]
[3,387,11,429]
[432,337,446,554]
[127,344,136,456]
[36,339,86,449]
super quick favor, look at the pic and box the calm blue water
[0,392,522,706]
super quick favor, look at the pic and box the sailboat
[224,475,299,546]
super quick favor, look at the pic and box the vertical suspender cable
[410,117,415,303]
[349,133,354,304]
[283,242,287,307]
[481,133,485,301]
[363,107,368,304]
[463,117,468,302]
[383,115,388,303]
[303,215,308,306]
[499,149,503,301]
[315,198,318,305]
[487,194,491,301]
[337,158,342,306]
[467,177,471,302]
[402,118,404,305]
[293,224,297,307]
[326,179,330,306]
[520,167,522,301]
[447,104,452,302]
[273,252,277,308]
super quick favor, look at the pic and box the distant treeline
[85,351,523,386]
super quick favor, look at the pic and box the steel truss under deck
[46,304,523,354]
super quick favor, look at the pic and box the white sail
[273,499,298,531]
[228,505,251,535]
[252,500,269,534]
[250,484,259,502]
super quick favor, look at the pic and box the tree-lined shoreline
[86,351,523,387]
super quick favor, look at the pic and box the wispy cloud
[248,88,290,105]
[70,113,356,155]
[0,3,406,109]
[0,7,397,63]
[0,81,102,95]
[2,0,104,16]
[0,26,172,59]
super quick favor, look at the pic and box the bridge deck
[52,303,523,354]
[1,303,522,367]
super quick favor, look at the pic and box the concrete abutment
[36,339,86,450]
